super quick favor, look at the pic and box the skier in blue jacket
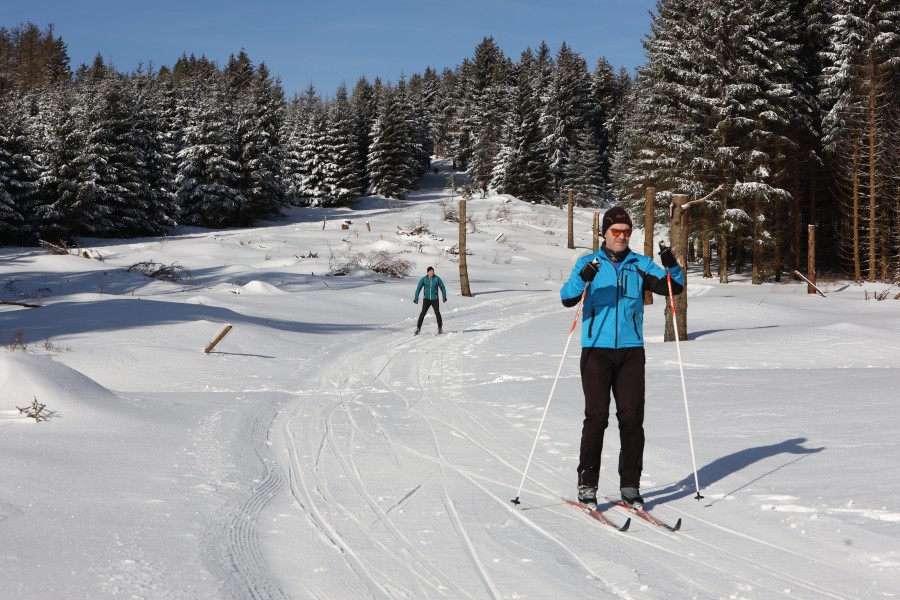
[414,266,447,334]
[559,206,684,510]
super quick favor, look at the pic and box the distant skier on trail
[559,206,684,510]
[413,266,447,334]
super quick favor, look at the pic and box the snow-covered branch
[677,184,725,209]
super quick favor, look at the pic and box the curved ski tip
[673,518,682,531]
[621,517,632,532]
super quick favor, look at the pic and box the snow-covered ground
[2,161,898,599]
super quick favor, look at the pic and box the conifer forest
[1,1,899,283]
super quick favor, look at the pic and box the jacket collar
[598,244,634,264]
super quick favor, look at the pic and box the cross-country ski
[608,499,682,532]
[561,498,631,532]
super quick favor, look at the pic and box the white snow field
[1,161,898,599]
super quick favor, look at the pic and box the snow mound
[240,280,285,294]
[0,352,124,422]
[368,239,404,253]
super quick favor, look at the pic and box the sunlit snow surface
[2,161,898,599]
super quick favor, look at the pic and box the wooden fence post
[204,325,233,354]
[459,200,472,297]
[807,224,816,295]
[592,212,600,252]
[665,194,690,342]
[567,190,575,249]
[644,187,656,305]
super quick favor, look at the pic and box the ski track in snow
[220,289,894,600]
[198,399,292,600]
[5,166,898,599]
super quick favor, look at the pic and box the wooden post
[592,212,600,252]
[665,194,690,342]
[459,200,472,297]
[644,187,656,305]
[567,190,575,249]
[807,225,816,295]
[204,325,233,354]
[366,221,371,232]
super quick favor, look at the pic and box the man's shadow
[644,437,824,508]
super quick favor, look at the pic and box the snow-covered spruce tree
[544,43,595,199]
[529,42,556,143]
[322,84,365,205]
[491,50,530,193]
[222,52,286,223]
[497,51,553,202]
[434,67,471,169]
[769,0,832,277]
[458,37,511,187]
[175,69,245,227]
[0,110,25,242]
[722,0,815,284]
[31,64,115,241]
[421,67,454,159]
[233,63,286,222]
[566,128,606,207]
[350,76,377,193]
[0,93,41,243]
[148,65,182,183]
[280,95,307,205]
[616,0,816,284]
[366,84,419,199]
[79,65,132,237]
[614,0,724,267]
[291,85,329,205]
[820,0,900,282]
[123,67,177,236]
[589,58,631,206]
[37,57,175,239]
[406,73,436,174]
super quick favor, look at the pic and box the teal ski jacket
[415,274,447,301]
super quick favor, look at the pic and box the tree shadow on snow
[690,324,780,339]
[644,437,825,508]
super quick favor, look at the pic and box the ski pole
[511,282,589,506]
[661,241,703,500]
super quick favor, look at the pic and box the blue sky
[6,0,658,98]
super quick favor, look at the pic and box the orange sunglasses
[609,228,633,238]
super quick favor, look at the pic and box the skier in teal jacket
[414,266,447,334]
[559,206,684,510]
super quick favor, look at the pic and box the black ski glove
[579,260,599,283]
[443,296,447,302]
[659,245,677,269]
[413,298,419,304]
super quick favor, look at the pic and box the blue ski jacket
[415,274,447,301]
[560,249,684,349]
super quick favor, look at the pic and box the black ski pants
[577,346,645,490]
[416,299,442,330]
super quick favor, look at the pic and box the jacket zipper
[615,274,621,348]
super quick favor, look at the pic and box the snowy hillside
[1,161,898,599]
